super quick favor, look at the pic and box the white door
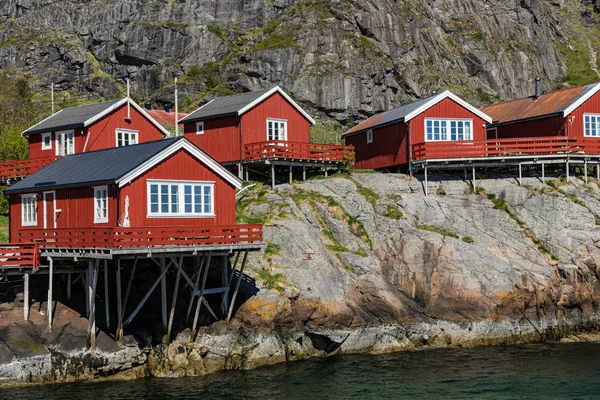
[43,191,56,229]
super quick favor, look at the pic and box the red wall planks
[119,149,237,227]
[489,115,564,139]
[240,91,311,144]
[345,121,409,170]
[566,89,600,139]
[183,116,241,163]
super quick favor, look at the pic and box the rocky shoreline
[3,173,600,386]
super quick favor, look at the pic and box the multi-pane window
[425,119,472,141]
[21,194,37,226]
[196,121,204,135]
[56,131,75,156]
[148,180,214,217]
[584,114,600,137]
[42,133,52,150]
[267,119,287,141]
[367,130,373,143]
[116,129,138,147]
[94,186,108,223]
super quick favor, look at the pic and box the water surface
[5,342,600,399]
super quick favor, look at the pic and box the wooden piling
[161,258,168,333]
[166,255,183,343]
[48,257,53,331]
[104,260,110,330]
[24,273,29,321]
[226,250,248,324]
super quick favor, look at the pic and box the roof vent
[164,104,171,113]
[535,78,542,98]
[144,103,152,110]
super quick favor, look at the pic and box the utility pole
[51,82,55,114]
[126,79,131,120]
[175,77,179,136]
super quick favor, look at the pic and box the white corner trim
[82,98,128,127]
[404,90,493,124]
[129,99,172,137]
[21,109,65,136]
[562,83,600,117]
[237,86,316,125]
[116,138,242,190]
[179,99,215,124]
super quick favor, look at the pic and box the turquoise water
[4,342,600,399]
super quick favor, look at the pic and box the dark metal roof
[179,89,271,123]
[6,137,182,194]
[482,84,598,125]
[342,95,437,136]
[22,99,123,136]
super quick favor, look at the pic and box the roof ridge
[483,82,599,108]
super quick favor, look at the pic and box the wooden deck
[0,156,59,181]
[244,140,354,164]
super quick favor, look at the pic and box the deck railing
[17,225,263,249]
[411,136,584,161]
[244,140,355,163]
[0,243,39,269]
[0,156,59,180]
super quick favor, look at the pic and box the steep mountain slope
[1,0,600,124]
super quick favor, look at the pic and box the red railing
[0,156,59,180]
[244,141,355,163]
[411,136,586,161]
[17,225,263,249]
[0,243,39,269]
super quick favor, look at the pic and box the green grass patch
[437,187,447,196]
[264,242,281,257]
[256,267,286,294]
[470,185,485,195]
[417,224,459,239]
[462,236,474,244]
[358,186,380,205]
[386,205,403,220]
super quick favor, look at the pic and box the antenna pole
[126,79,131,120]
[175,77,179,136]
[51,82,55,114]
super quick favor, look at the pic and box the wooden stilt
[541,163,545,182]
[226,250,248,324]
[566,160,570,182]
[219,251,240,313]
[24,273,29,321]
[67,273,71,300]
[597,162,599,180]
[585,160,589,184]
[424,166,428,197]
[238,163,243,180]
[48,257,54,331]
[160,258,168,332]
[104,260,110,330]
[116,259,122,343]
[289,163,292,184]
[88,260,100,356]
[123,261,171,328]
[186,255,203,321]
[166,255,183,343]
[222,254,229,316]
[117,258,137,341]
[472,166,476,187]
[271,163,275,189]
[303,165,306,182]
[245,164,249,181]
[325,168,328,178]
[518,163,522,186]
[86,261,91,317]
[191,253,212,338]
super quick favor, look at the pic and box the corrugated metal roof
[22,99,123,136]
[146,109,188,132]
[6,137,182,194]
[482,83,598,125]
[342,95,437,136]
[179,89,270,123]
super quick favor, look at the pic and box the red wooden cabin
[145,107,188,136]
[341,91,492,169]
[179,87,354,182]
[0,98,171,181]
[4,137,261,248]
[482,81,600,154]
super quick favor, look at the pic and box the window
[425,119,472,141]
[56,131,75,156]
[367,130,373,143]
[41,133,52,150]
[21,194,37,226]
[148,180,214,217]
[267,119,287,141]
[196,121,204,135]
[94,186,108,223]
[116,129,138,147]
[584,114,600,137]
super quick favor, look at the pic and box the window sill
[147,214,216,219]
[22,222,38,227]
[94,219,109,224]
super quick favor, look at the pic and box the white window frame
[115,128,139,147]
[584,114,600,137]
[147,179,215,218]
[196,121,205,135]
[93,186,109,223]
[41,133,53,150]
[55,130,75,156]
[21,194,37,227]
[425,118,473,142]
[267,118,287,141]
[366,130,373,143]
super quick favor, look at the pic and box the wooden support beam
[87,260,100,357]
[472,166,476,187]
[541,163,545,182]
[160,258,168,332]
[325,168,328,178]
[424,166,428,197]
[117,258,137,342]
[191,252,212,338]
[597,162,600,181]
[86,261,92,317]
[123,260,171,328]
[222,254,229,316]
[67,273,71,300]
[24,273,29,321]
[186,255,203,321]
[245,164,249,181]
[226,250,248,324]
[116,259,122,344]
[289,163,293,185]
[518,163,522,186]
[585,160,589,184]
[48,257,54,331]
[271,163,275,190]
[104,260,110,331]
[566,160,570,182]
[238,163,243,180]
[303,165,306,182]
[166,255,183,343]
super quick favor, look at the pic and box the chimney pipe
[164,104,171,113]
[535,78,542,98]
[144,103,152,110]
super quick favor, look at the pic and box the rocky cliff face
[3,173,600,384]
[2,0,600,123]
